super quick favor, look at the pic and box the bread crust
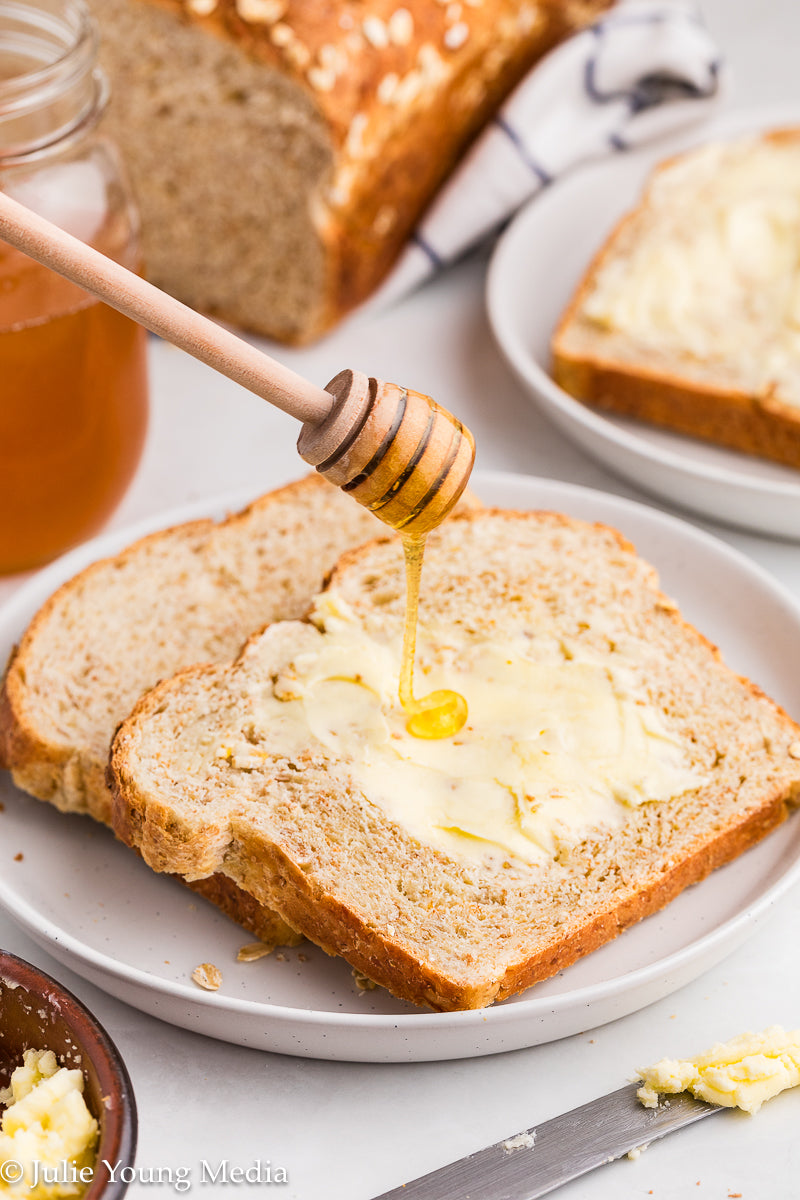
[551,129,800,469]
[0,475,359,812]
[108,509,800,1010]
[0,475,379,946]
[93,0,612,341]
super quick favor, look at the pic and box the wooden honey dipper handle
[0,191,475,533]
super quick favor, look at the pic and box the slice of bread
[109,510,800,1010]
[552,130,800,469]
[0,475,385,943]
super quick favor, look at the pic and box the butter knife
[372,1083,721,1199]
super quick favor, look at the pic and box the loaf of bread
[88,0,610,343]
[552,130,800,470]
[109,509,800,1010]
[0,476,384,943]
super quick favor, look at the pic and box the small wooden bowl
[0,951,137,1198]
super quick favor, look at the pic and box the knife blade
[371,1083,721,1200]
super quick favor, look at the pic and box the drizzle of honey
[398,534,467,740]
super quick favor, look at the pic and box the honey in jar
[0,0,148,574]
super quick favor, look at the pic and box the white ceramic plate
[487,107,800,539]
[2,472,800,1063]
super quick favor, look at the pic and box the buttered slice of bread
[109,511,800,1010]
[0,475,386,944]
[553,131,800,469]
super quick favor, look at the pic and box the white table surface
[2,2,800,1195]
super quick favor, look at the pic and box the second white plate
[1,472,800,1061]
[487,107,800,539]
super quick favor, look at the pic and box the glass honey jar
[0,0,148,574]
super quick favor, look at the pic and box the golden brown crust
[492,783,791,1003]
[0,517,217,816]
[317,0,610,326]
[551,130,800,470]
[109,650,800,1010]
[0,474,331,814]
[0,475,368,946]
[185,873,303,946]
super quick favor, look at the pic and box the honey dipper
[0,190,474,538]
[0,190,474,737]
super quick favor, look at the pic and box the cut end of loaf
[89,0,612,341]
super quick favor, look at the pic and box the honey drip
[399,534,467,740]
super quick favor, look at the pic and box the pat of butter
[224,592,705,869]
[583,137,800,407]
[637,1026,800,1114]
[0,1049,98,1197]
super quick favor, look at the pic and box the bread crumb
[276,953,286,962]
[352,968,377,990]
[13,852,23,862]
[297,952,309,963]
[237,941,274,962]
[627,1143,648,1161]
[192,963,222,991]
[0,802,5,812]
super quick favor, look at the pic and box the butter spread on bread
[553,130,800,469]
[110,511,800,1011]
[219,590,705,866]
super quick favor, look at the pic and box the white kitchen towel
[369,0,724,309]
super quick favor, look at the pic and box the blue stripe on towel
[411,232,444,268]
[492,116,552,186]
[585,55,720,109]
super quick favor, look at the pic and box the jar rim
[0,0,106,162]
